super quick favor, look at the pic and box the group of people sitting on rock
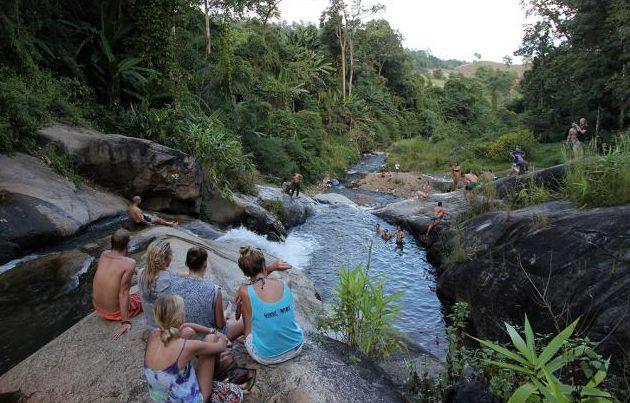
[375,223,405,244]
[92,228,305,402]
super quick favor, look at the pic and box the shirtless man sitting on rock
[128,195,177,227]
[425,202,447,236]
[93,229,143,338]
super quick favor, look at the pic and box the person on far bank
[139,239,178,329]
[128,195,178,227]
[289,172,303,198]
[236,246,304,365]
[451,162,462,190]
[573,118,588,144]
[464,170,478,201]
[417,179,431,199]
[170,247,244,341]
[143,294,243,402]
[93,228,143,338]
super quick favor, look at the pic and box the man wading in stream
[93,229,143,338]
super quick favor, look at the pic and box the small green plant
[260,198,285,220]
[507,177,558,210]
[40,144,83,185]
[317,246,404,358]
[473,316,612,402]
[443,230,480,266]
[531,211,550,230]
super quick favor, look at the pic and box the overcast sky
[277,0,529,63]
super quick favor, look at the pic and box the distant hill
[453,60,529,78]
[407,49,465,71]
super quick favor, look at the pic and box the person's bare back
[93,229,143,338]
[93,250,136,313]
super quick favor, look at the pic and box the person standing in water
[375,223,383,236]
[396,226,404,244]
[381,229,393,241]
[290,172,303,198]
[451,162,462,190]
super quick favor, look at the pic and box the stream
[220,154,447,357]
[0,154,446,376]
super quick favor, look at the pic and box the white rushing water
[217,226,318,270]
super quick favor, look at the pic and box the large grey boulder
[313,192,357,207]
[434,201,630,368]
[374,190,469,236]
[37,124,203,214]
[0,225,403,402]
[202,189,287,241]
[254,185,315,228]
[493,164,566,198]
[0,153,127,264]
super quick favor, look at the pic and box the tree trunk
[204,0,212,54]
[338,25,346,102]
[348,35,354,98]
[620,102,627,130]
[596,105,601,136]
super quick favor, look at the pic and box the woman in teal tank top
[236,246,304,365]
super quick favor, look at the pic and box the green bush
[486,129,537,161]
[564,136,630,207]
[318,249,404,357]
[0,69,90,152]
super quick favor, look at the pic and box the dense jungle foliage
[0,0,628,193]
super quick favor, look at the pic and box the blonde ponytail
[154,294,185,345]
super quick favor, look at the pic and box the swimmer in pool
[396,226,404,244]
[381,229,393,241]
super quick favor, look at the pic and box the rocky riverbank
[0,225,403,402]
[374,165,630,374]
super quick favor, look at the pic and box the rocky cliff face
[432,201,630,366]
[0,153,128,263]
[38,124,203,214]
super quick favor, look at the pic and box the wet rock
[493,163,566,198]
[0,250,95,374]
[434,201,630,369]
[443,381,500,403]
[202,189,287,241]
[0,153,127,264]
[37,124,203,214]
[374,191,468,237]
[254,185,315,228]
[313,192,357,207]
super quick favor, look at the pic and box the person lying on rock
[139,239,178,330]
[143,294,243,403]
[235,246,304,365]
[93,228,143,338]
[425,202,447,236]
[170,247,245,341]
[128,196,177,227]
